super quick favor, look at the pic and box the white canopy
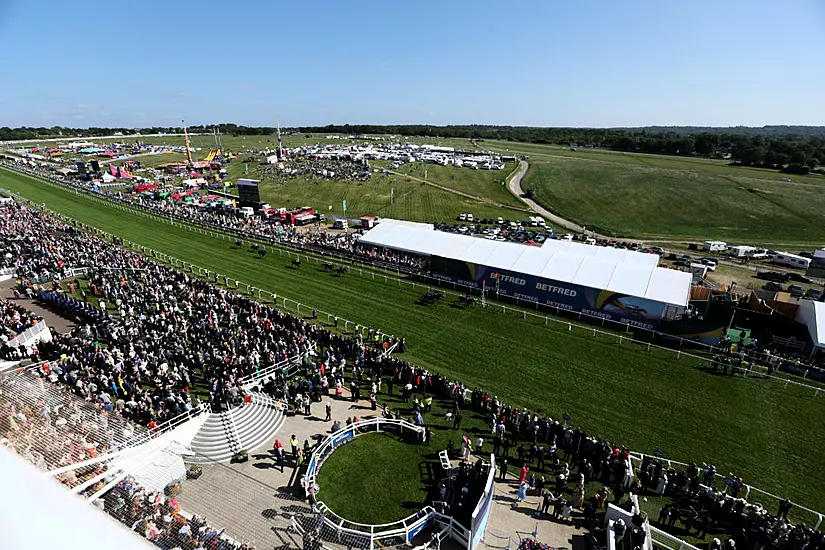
[795,299,825,349]
[359,222,691,307]
[0,448,152,550]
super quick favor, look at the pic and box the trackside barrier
[6,319,51,349]
[6,167,825,382]
[648,525,702,550]
[3,167,824,395]
[628,452,824,530]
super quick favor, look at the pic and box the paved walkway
[177,391,584,550]
[0,278,76,334]
[506,161,585,234]
[485,480,586,550]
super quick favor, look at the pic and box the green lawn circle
[315,432,429,524]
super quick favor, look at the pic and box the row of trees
[3,124,823,174]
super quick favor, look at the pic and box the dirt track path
[506,160,586,233]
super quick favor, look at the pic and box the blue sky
[1,0,824,128]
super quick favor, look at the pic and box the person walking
[290,434,298,460]
[453,411,463,430]
[325,402,332,421]
[519,465,529,485]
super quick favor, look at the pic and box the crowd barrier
[470,454,496,550]
[6,319,51,349]
[4,165,824,397]
[648,525,701,550]
[628,452,824,530]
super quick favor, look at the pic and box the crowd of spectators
[97,475,256,550]
[3,160,427,273]
[279,154,372,183]
[0,299,42,349]
[1,165,822,549]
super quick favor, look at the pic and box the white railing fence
[237,353,306,386]
[6,319,51,349]
[629,452,824,530]
[648,525,702,550]
[303,417,425,497]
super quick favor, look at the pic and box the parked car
[756,271,790,283]
[763,282,784,292]
[804,288,823,300]
[786,272,813,284]
[787,285,805,297]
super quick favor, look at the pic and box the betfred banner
[429,256,673,330]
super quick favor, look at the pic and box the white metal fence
[629,452,824,530]
[6,319,51,349]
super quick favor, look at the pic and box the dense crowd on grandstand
[1,166,823,550]
[98,476,256,550]
[0,298,42,352]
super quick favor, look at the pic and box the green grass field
[316,432,430,523]
[375,161,525,209]
[216,157,526,222]
[79,133,825,246]
[504,144,825,247]
[2,167,825,518]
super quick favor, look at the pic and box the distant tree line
[3,124,823,175]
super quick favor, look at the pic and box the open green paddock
[490,142,825,247]
[374,161,525,210]
[1,167,824,516]
[218,160,525,222]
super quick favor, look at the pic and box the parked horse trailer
[771,252,811,270]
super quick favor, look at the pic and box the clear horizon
[1,0,823,128]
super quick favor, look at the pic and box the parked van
[333,219,348,230]
[238,206,254,218]
[584,237,596,245]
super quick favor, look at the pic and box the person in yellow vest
[290,435,298,460]
[424,395,433,412]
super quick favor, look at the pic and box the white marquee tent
[795,299,825,354]
[358,222,691,307]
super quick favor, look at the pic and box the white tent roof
[795,299,825,349]
[359,222,691,307]
[0,449,152,550]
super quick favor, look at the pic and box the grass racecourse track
[2,167,825,516]
[505,143,825,247]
